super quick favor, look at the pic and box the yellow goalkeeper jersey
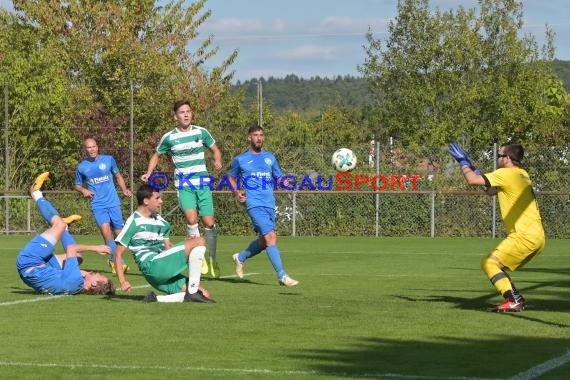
[484,167,543,236]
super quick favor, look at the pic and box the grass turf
[1,235,569,379]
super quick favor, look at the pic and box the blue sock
[266,245,286,279]
[60,230,77,252]
[36,197,59,224]
[107,239,123,263]
[239,239,262,262]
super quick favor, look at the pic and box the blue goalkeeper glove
[447,142,475,169]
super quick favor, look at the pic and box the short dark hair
[248,125,264,134]
[136,183,156,206]
[501,142,524,165]
[173,99,191,113]
[82,279,115,295]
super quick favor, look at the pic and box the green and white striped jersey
[156,126,216,188]
[115,211,171,266]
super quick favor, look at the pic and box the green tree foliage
[0,7,75,189]
[359,0,569,151]
[1,0,237,188]
[197,88,261,167]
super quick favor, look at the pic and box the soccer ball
[331,148,357,172]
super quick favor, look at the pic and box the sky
[2,0,569,82]
[197,0,570,81]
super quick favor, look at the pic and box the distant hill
[552,59,570,91]
[232,60,570,113]
[231,74,372,114]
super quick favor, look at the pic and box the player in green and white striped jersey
[141,100,223,279]
[113,184,214,303]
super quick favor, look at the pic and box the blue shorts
[16,235,84,294]
[16,235,56,270]
[248,206,276,236]
[92,206,124,230]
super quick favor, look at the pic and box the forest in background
[233,59,570,114]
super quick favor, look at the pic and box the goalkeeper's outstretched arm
[461,166,496,189]
[461,165,486,186]
[460,163,498,195]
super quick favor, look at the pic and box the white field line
[0,295,66,306]
[508,349,570,380]
[2,351,568,380]
[0,360,503,380]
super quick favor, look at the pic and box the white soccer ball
[331,148,357,172]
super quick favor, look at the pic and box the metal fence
[2,187,569,238]
[2,76,569,238]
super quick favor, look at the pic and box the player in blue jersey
[17,172,115,296]
[227,125,299,287]
[74,138,133,274]
[141,100,223,279]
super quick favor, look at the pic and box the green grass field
[1,235,569,380]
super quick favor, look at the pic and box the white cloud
[311,16,388,34]
[320,16,358,30]
[204,14,387,41]
[206,18,263,34]
[273,18,286,33]
[276,44,337,61]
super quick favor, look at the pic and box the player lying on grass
[447,142,545,312]
[17,172,115,296]
[114,184,214,303]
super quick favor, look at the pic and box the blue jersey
[75,155,121,210]
[229,150,283,210]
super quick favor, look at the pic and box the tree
[1,0,237,188]
[359,0,568,152]
[0,7,76,189]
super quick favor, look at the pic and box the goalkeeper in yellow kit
[447,142,545,312]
